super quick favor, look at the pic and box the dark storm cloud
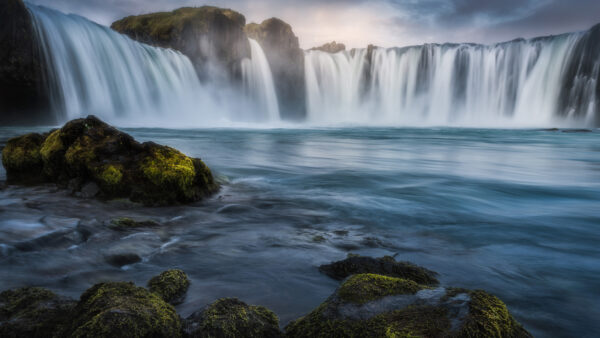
[27,0,600,47]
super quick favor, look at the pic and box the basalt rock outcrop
[111,6,251,82]
[286,273,532,338]
[310,41,346,53]
[1,115,218,205]
[245,18,306,120]
[0,0,51,125]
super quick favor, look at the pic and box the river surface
[0,127,599,337]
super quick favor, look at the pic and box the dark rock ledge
[0,257,532,337]
[0,115,219,206]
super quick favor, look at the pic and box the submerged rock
[310,41,346,53]
[111,6,250,81]
[319,254,439,286]
[0,287,75,337]
[0,0,52,125]
[108,217,160,231]
[185,298,282,338]
[285,273,531,338]
[68,282,182,338]
[148,269,190,305]
[1,115,219,205]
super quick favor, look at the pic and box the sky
[28,0,600,49]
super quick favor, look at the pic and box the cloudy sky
[28,0,600,49]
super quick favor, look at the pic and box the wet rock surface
[285,273,532,338]
[319,254,439,286]
[184,298,282,338]
[1,115,219,205]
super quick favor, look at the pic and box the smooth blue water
[1,127,599,337]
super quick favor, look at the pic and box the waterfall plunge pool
[0,126,599,337]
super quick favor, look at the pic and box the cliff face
[0,0,51,125]
[245,18,306,120]
[111,6,251,82]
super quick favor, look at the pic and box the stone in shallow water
[285,273,532,338]
[319,254,439,286]
[185,298,282,338]
[1,115,219,206]
[0,287,76,338]
[147,269,190,305]
[67,282,182,338]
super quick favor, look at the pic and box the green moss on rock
[0,287,76,337]
[319,255,439,286]
[1,116,219,206]
[68,282,182,338]
[459,290,532,338]
[285,273,532,338]
[148,269,190,305]
[141,144,196,198]
[1,133,45,184]
[184,298,282,338]
[108,217,160,231]
[338,274,423,305]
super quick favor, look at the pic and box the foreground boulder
[319,255,439,286]
[285,273,531,337]
[1,115,218,205]
[68,282,182,338]
[0,287,75,337]
[245,18,306,120]
[111,7,250,81]
[0,0,51,125]
[185,298,282,338]
[148,269,190,305]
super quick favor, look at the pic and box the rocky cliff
[111,6,251,82]
[0,0,50,125]
[310,41,346,53]
[245,18,306,120]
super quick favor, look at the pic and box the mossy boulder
[1,115,219,205]
[285,273,531,338]
[111,7,250,80]
[0,0,52,125]
[67,282,182,338]
[0,287,76,337]
[184,298,282,338]
[245,18,306,120]
[319,255,439,286]
[148,269,190,305]
[310,41,346,53]
[1,133,45,184]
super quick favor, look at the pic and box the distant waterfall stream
[305,29,600,127]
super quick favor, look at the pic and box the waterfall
[242,39,280,121]
[305,30,600,127]
[27,5,210,126]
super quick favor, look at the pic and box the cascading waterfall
[26,5,282,126]
[241,39,280,121]
[28,5,208,125]
[305,30,600,127]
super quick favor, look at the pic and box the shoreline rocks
[1,115,219,205]
[0,260,532,337]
